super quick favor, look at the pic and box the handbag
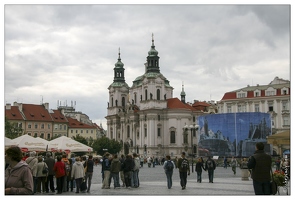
[42,163,49,174]
[84,161,88,173]
[270,168,278,195]
[80,179,87,191]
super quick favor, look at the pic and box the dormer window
[265,87,276,96]
[254,89,261,97]
[237,91,247,98]
[281,87,289,95]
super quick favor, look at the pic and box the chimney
[43,102,49,110]
[13,102,23,111]
[5,103,11,110]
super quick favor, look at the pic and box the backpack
[207,159,214,169]
[181,159,189,170]
[166,160,174,171]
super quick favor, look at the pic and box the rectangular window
[28,123,31,129]
[41,124,45,129]
[238,105,242,112]
[227,106,232,113]
[157,128,161,137]
[282,101,288,110]
[91,130,93,134]
[48,124,50,129]
[34,123,38,129]
[54,124,58,130]
[64,125,67,130]
[255,104,260,112]
[76,130,78,133]
[144,128,147,137]
[71,130,73,133]
[255,92,259,97]
[283,117,289,126]
[81,130,83,133]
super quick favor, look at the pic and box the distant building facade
[217,76,290,134]
[5,102,104,141]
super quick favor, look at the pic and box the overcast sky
[3,3,291,129]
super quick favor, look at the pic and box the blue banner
[198,112,272,157]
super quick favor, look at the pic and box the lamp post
[189,125,195,172]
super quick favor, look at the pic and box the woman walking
[36,156,48,193]
[195,157,206,183]
[163,155,175,189]
[71,157,85,193]
[53,155,66,194]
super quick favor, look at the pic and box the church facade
[106,36,202,158]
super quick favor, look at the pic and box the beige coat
[5,160,34,194]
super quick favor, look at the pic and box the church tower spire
[113,48,125,82]
[180,82,186,103]
[146,33,160,73]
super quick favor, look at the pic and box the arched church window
[145,89,148,100]
[157,89,160,100]
[111,97,114,107]
[122,97,125,107]
[170,131,175,143]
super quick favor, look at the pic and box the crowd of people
[5,143,290,195]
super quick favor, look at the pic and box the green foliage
[92,136,122,155]
[72,134,88,146]
[5,118,23,139]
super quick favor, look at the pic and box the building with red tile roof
[217,76,290,133]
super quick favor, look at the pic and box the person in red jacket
[53,155,66,194]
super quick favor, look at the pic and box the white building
[217,76,290,134]
[106,36,202,158]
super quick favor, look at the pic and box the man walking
[44,152,55,193]
[205,156,216,183]
[231,157,237,175]
[177,152,190,190]
[84,155,94,192]
[247,142,272,195]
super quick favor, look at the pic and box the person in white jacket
[71,157,85,193]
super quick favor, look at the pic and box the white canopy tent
[47,136,93,153]
[5,137,17,149]
[12,134,49,152]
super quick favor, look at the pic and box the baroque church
[106,36,202,158]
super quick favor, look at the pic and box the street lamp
[190,125,194,173]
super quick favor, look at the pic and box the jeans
[208,169,214,182]
[253,180,271,195]
[112,172,120,187]
[133,170,139,187]
[165,170,173,189]
[130,171,134,187]
[120,171,125,186]
[85,172,93,191]
[33,176,38,193]
[124,171,132,187]
[45,174,55,192]
[179,171,187,187]
[56,176,64,193]
[197,171,202,182]
[75,178,82,193]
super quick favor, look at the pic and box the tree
[72,134,88,146]
[92,136,122,155]
[5,117,23,139]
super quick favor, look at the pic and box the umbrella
[48,136,93,153]
[12,134,48,152]
[5,137,17,148]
